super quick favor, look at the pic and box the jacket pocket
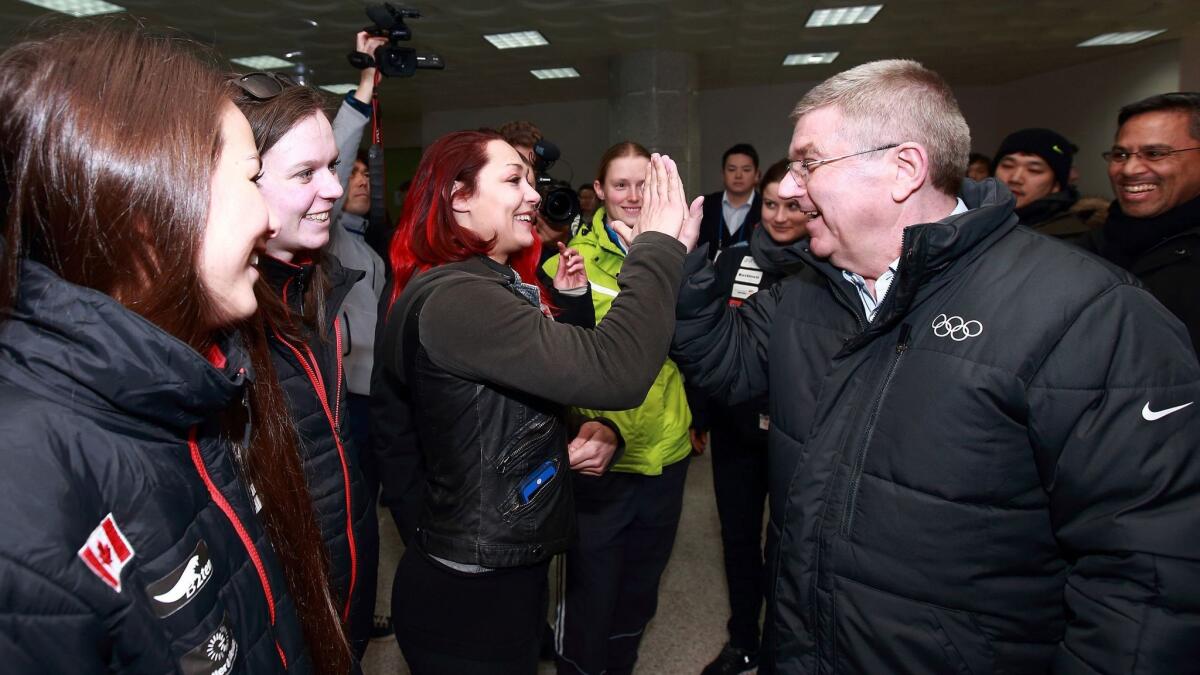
[835,575,995,675]
[493,412,557,476]
[497,456,562,524]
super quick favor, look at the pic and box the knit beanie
[992,128,1076,190]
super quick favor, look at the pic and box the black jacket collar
[0,259,250,431]
[259,252,363,331]
[761,178,1018,346]
[1101,193,1200,262]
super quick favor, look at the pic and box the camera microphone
[533,139,561,168]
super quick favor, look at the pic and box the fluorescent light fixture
[484,31,549,49]
[806,5,882,28]
[1077,30,1165,47]
[18,0,124,16]
[230,55,294,70]
[783,52,840,66]
[531,68,580,80]
[319,84,358,95]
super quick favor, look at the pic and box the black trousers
[555,457,690,675]
[710,422,769,652]
[393,548,549,674]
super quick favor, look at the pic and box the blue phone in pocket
[519,461,557,503]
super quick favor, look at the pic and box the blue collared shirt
[842,198,968,321]
[721,190,756,236]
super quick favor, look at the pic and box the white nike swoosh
[153,556,201,604]
[1142,401,1194,421]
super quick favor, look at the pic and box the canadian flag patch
[78,513,135,593]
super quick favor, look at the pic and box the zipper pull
[895,323,912,354]
[240,385,253,449]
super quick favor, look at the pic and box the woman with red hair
[372,130,698,674]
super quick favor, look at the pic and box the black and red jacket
[0,259,313,673]
[259,253,376,642]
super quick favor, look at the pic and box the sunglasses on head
[230,72,298,100]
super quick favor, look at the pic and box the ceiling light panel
[484,31,549,49]
[18,0,124,16]
[230,55,294,70]
[319,84,358,95]
[783,52,840,66]
[1077,30,1165,47]
[806,5,882,28]
[531,68,580,80]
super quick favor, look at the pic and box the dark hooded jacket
[259,253,377,639]
[0,259,312,673]
[1015,186,1094,238]
[672,178,1200,674]
[689,227,806,437]
[1074,194,1200,357]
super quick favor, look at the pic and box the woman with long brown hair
[230,78,378,654]
[372,130,698,674]
[0,19,350,674]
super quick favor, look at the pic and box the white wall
[413,41,1181,198]
[978,40,1180,196]
[691,41,1180,196]
[696,81,819,193]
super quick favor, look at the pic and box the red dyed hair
[387,130,547,309]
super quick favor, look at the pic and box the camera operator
[325,28,390,654]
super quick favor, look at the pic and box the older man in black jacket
[672,59,1200,674]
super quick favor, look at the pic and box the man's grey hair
[791,59,970,195]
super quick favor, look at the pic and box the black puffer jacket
[689,229,805,438]
[673,179,1200,674]
[1074,196,1200,357]
[260,254,376,634]
[374,234,685,568]
[0,260,312,673]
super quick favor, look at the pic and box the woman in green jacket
[543,141,696,675]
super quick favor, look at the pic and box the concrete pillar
[608,50,702,196]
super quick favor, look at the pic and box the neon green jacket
[543,208,692,475]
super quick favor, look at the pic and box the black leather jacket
[373,234,687,568]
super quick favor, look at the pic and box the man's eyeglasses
[1102,146,1200,164]
[787,143,899,181]
[229,72,298,100]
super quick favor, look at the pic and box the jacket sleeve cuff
[344,93,372,118]
[591,416,625,468]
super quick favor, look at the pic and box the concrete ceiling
[1,0,1197,124]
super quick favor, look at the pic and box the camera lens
[541,186,580,227]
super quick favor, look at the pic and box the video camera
[531,139,580,228]
[347,3,444,78]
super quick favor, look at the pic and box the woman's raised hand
[552,242,588,290]
[610,154,703,251]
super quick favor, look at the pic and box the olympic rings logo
[931,313,983,341]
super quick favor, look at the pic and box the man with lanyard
[698,143,763,260]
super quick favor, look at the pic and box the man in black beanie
[1079,92,1200,356]
[993,127,1092,237]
